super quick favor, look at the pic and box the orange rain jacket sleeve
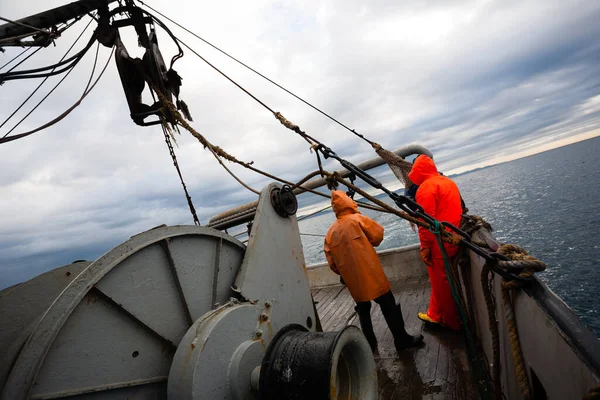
[324,191,391,302]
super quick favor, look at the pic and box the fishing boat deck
[312,276,479,400]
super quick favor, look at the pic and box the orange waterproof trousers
[426,243,461,330]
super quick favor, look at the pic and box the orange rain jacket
[407,155,463,252]
[408,155,463,329]
[324,191,391,302]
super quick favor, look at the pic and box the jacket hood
[408,155,439,186]
[331,190,359,217]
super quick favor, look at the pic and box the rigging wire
[0,45,115,144]
[3,42,100,138]
[0,47,31,71]
[2,46,42,74]
[0,16,52,36]
[137,0,374,145]
[0,16,95,133]
[0,14,97,84]
[0,37,95,82]
[175,37,320,147]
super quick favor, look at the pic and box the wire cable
[3,42,100,138]
[176,38,320,147]
[0,47,31,71]
[2,46,42,74]
[0,16,95,133]
[137,0,375,145]
[0,46,114,144]
[0,16,52,36]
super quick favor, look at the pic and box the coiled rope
[465,215,547,400]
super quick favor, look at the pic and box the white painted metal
[169,183,318,399]
[1,226,245,400]
[168,303,265,399]
[233,183,316,339]
[0,262,90,392]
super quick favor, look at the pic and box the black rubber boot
[395,334,424,352]
[355,302,378,353]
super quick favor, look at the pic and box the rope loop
[429,220,442,235]
[325,171,340,190]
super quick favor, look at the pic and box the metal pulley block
[270,184,298,218]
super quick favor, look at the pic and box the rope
[430,221,493,400]
[466,214,547,400]
[495,244,547,400]
[0,47,31,71]
[151,86,399,217]
[1,16,95,134]
[500,284,531,400]
[324,171,465,246]
[0,15,54,37]
[481,261,503,400]
[137,0,376,145]
[0,45,114,144]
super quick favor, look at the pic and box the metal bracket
[234,183,316,336]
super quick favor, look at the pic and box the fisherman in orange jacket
[324,190,424,354]
[408,155,462,330]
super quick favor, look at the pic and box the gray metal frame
[2,226,244,399]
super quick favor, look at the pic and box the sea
[297,136,600,336]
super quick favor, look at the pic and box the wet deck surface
[312,276,479,400]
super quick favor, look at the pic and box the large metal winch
[0,183,376,399]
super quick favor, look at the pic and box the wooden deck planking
[312,276,479,399]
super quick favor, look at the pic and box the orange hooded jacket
[407,155,462,254]
[324,191,391,302]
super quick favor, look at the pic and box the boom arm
[0,0,117,46]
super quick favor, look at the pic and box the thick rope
[496,244,547,400]
[324,171,464,246]
[430,221,493,399]
[500,284,531,400]
[152,87,397,216]
[481,262,503,400]
[467,214,547,400]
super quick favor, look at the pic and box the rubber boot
[355,303,378,353]
[376,292,424,352]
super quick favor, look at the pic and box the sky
[1,0,600,288]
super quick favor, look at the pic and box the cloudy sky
[1,0,600,288]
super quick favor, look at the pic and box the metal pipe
[208,144,432,230]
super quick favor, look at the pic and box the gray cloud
[1,0,600,288]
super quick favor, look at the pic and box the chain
[161,124,200,225]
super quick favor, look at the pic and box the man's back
[324,191,390,302]
[417,174,462,227]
